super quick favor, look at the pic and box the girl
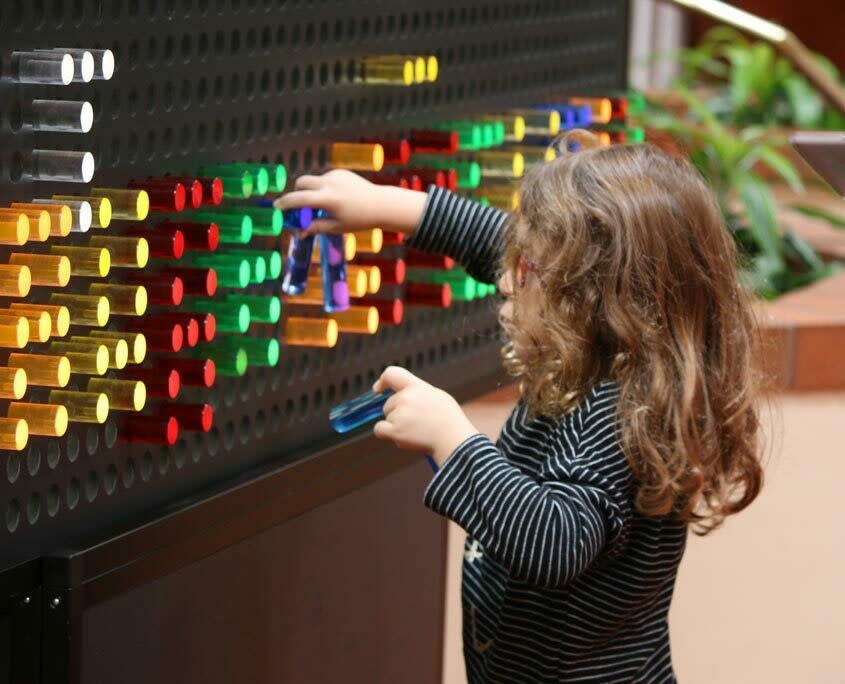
[275,133,763,683]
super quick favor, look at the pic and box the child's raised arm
[274,171,508,284]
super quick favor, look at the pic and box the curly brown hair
[501,132,763,533]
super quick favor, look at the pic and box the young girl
[276,133,763,683]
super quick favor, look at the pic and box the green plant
[639,87,840,298]
[666,27,845,130]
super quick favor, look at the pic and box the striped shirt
[407,187,687,683]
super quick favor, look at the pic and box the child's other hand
[273,169,384,233]
[373,367,478,466]
[273,169,427,235]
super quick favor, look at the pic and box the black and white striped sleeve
[423,430,630,589]
[404,186,509,284]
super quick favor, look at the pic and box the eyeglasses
[516,255,538,287]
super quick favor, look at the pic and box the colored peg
[9,253,70,287]
[8,404,67,437]
[48,390,109,424]
[353,297,404,325]
[0,265,31,298]
[330,142,385,172]
[159,403,213,433]
[11,202,71,237]
[88,284,147,316]
[157,220,219,251]
[222,294,280,324]
[121,414,179,445]
[0,318,29,349]
[158,267,217,297]
[0,418,28,451]
[220,336,279,367]
[124,273,184,306]
[123,225,184,259]
[127,179,186,212]
[0,368,27,400]
[124,367,180,399]
[87,378,146,411]
[52,195,112,228]
[0,211,30,245]
[49,293,109,326]
[87,236,149,268]
[89,331,146,364]
[90,188,149,221]
[285,317,338,348]
[184,299,250,333]
[158,358,215,388]
[67,336,129,369]
[0,310,50,342]
[331,306,379,334]
[405,282,452,308]
[47,342,109,375]
[9,304,70,337]
[8,354,70,387]
[49,245,110,277]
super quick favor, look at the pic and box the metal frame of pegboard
[0,0,629,574]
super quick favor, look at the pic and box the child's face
[498,256,546,344]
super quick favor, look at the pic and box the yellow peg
[89,188,148,221]
[49,294,109,326]
[69,336,129,369]
[0,265,31,297]
[8,353,70,387]
[0,318,29,349]
[0,211,30,246]
[9,304,70,337]
[0,367,27,399]
[87,283,147,316]
[53,195,112,228]
[11,202,71,237]
[6,207,50,242]
[0,417,28,451]
[49,245,110,277]
[87,378,146,411]
[331,306,380,334]
[7,403,67,437]
[346,265,381,294]
[0,310,50,342]
[330,143,384,172]
[89,330,146,364]
[47,342,109,375]
[87,236,149,268]
[353,229,381,255]
[285,317,338,348]
[9,253,71,287]
[48,390,109,424]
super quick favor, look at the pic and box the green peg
[223,293,281,324]
[185,298,251,333]
[220,336,279,367]
[183,253,251,288]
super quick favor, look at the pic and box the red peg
[405,250,455,270]
[405,282,452,308]
[406,175,423,191]
[359,137,411,165]
[354,256,405,285]
[124,225,184,259]
[159,267,217,296]
[124,319,184,352]
[197,312,216,342]
[403,168,445,188]
[158,358,216,388]
[381,232,405,246]
[125,273,184,306]
[354,297,404,325]
[122,414,179,445]
[148,313,200,347]
[126,367,181,399]
[166,175,222,205]
[160,403,213,432]
[609,97,628,121]
[366,172,410,189]
[159,220,219,252]
[444,169,458,191]
[409,129,459,154]
[127,179,186,212]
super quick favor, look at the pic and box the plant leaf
[755,146,804,193]
[788,203,845,229]
[735,172,784,264]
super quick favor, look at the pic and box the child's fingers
[373,420,396,441]
[272,190,323,210]
[302,218,341,234]
[294,174,324,191]
[382,392,399,415]
[376,366,417,392]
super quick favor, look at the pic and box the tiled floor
[441,390,845,683]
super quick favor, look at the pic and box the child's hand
[373,367,479,467]
[273,169,427,235]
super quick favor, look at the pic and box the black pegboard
[0,0,629,569]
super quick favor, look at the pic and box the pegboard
[0,0,629,569]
